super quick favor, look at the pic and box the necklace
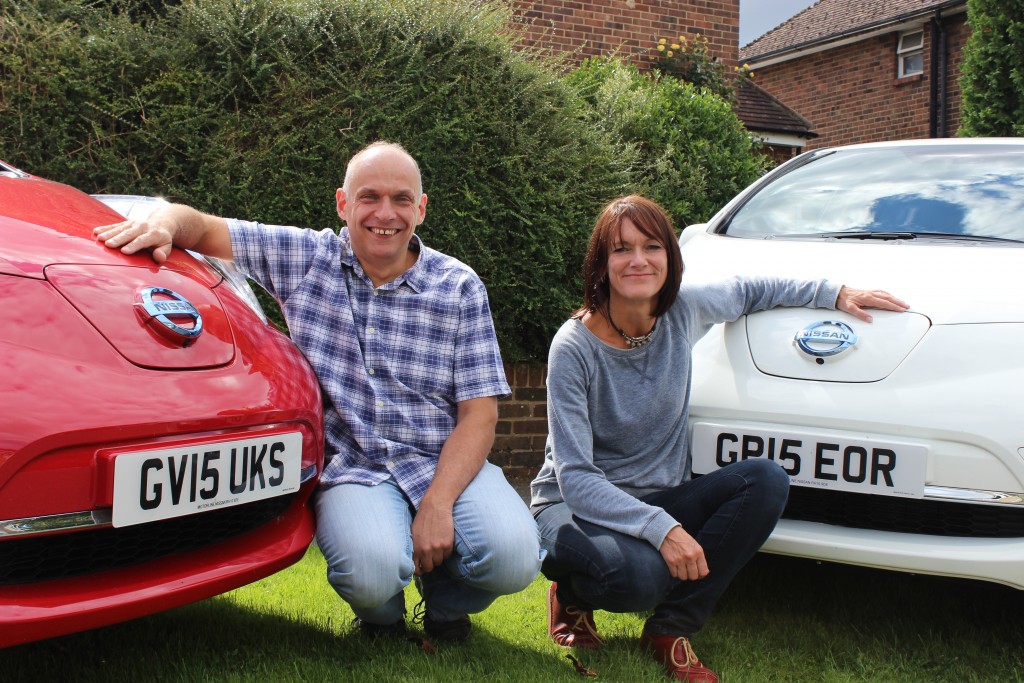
[606,308,657,348]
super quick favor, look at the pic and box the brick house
[740,0,970,151]
[510,0,740,71]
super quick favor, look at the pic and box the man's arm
[411,395,498,575]
[93,203,233,263]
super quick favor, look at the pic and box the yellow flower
[743,63,750,69]
[671,43,680,50]
[679,35,686,43]
[666,50,674,57]
[657,44,665,51]
[749,71,755,78]
[658,38,666,45]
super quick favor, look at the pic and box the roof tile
[741,0,964,61]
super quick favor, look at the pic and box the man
[95,141,542,643]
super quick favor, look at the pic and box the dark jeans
[534,459,789,637]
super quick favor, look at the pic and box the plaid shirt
[228,221,511,505]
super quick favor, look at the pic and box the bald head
[343,141,423,198]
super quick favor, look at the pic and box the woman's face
[605,217,668,308]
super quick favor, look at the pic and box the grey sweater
[530,276,841,549]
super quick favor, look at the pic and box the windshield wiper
[813,231,1024,244]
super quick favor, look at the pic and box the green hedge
[568,57,765,229]
[959,0,1024,137]
[1,0,761,361]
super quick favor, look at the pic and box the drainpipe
[929,12,949,138]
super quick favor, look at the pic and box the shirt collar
[338,226,428,293]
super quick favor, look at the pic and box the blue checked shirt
[227,221,511,506]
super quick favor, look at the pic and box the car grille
[0,495,294,585]
[783,487,1024,537]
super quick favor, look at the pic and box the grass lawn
[4,545,1024,682]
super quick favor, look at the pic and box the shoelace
[671,636,701,668]
[411,599,427,625]
[564,605,603,642]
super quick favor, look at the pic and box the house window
[898,30,924,78]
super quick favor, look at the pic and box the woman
[530,196,907,682]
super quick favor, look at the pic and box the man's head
[336,141,428,285]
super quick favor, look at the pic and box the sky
[740,0,819,46]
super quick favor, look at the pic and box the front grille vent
[0,495,292,585]
[783,487,1024,537]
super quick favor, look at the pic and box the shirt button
[368,368,375,375]
[386,460,395,468]
[376,400,384,407]
[367,327,376,334]
[374,289,381,297]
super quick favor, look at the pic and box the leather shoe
[640,630,719,682]
[547,582,604,649]
[354,617,407,640]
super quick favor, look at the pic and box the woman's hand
[659,525,709,581]
[836,286,909,322]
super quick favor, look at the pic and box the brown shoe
[640,630,719,682]
[547,582,604,649]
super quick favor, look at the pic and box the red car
[0,160,324,648]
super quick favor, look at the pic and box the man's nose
[375,198,397,220]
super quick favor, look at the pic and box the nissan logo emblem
[135,286,203,345]
[794,320,858,358]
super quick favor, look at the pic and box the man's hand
[659,525,709,581]
[836,286,909,322]
[93,204,233,262]
[411,498,456,576]
[94,218,176,263]
[410,396,496,575]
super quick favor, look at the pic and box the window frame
[897,29,925,78]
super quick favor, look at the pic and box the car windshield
[722,144,1024,242]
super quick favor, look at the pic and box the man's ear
[417,193,428,225]
[335,188,348,222]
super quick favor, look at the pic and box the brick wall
[751,15,968,149]
[492,363,548,479]
[510,0,739,70]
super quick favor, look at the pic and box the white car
[680,138,1024,589]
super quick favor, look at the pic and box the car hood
[1,172,234,369]
[680,226,1024,325]
[680,227,1024,382]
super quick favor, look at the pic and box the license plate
[112,432,303,527]
[691,423,927,498]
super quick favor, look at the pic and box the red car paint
[0,164,324,648]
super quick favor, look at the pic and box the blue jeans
[534,459,789,637]
[314,462,542,625]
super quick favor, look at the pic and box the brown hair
[577,195,683,319]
